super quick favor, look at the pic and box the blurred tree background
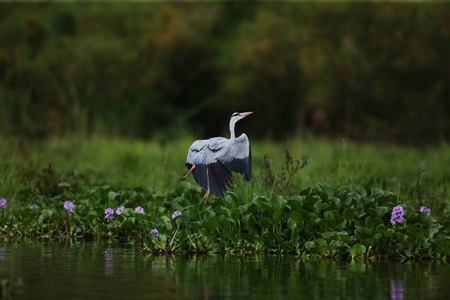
[0,2,449,144]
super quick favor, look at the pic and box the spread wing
[186,135,251,180]
[186,137,232,197]
[185,134,251,197]
[186,137,230,166]
[216,134,252,181]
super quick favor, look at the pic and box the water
[1,238,449,300]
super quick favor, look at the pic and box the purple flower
[64,201,74,216]
[172,210,181,219]
[30,204,39,213]
[0,198,7,209]
[116,206,125,215]
[135,206,144,214]
[105,208,114,219]
[390,205,405,225]
[151,228,159,240]
[419,206,431,214]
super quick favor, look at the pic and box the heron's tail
[192,162,233,198]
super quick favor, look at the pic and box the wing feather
[216,134,252,181]
[186,137,229,166]
[191,162,232,197]
[185,134,251,198]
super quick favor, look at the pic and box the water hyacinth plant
[30,204,39,213]
[64,201,74,216]
[172,211,181,219]
[0,198,6,209]
[116,206,125,215]
[105,208,114,220]
[151,229,159,240]
[0,182,448,259]
[420,206,431,214]
[390,205,405,225]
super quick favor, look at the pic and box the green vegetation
[1,136,449,259]
[1,3,449,143]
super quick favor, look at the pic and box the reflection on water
[0,238,449,300]
[104,248,113,275]
[391,280,404,300]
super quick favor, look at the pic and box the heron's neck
[229,119,237,139]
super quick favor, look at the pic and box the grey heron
[179,112,253,203]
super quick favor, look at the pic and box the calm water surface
[1,238,449,299]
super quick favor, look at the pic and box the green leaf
[203,216,219,232]
[290,212,303,224]
[58,182,71,188]
[336,231,349,242]
[108,191,118,200]
[356,186,367,197]
[376,206,389,218]
[319,219,336,231]
[287,197,303,212]
[176,216,184,226]
[273,207,284,223]
[299,187,311,196]
[259,217,271,229]
[242,213,253,228]
[323,210,335,220]
[227,192,240,203]
[403,205,416,220]
[203,210,216,221]
[328,197,341,208]
[231,209,240,221]
[349,243,366,258]
[343,208,354,221]
[270,195,284,210]
[304,241,315,251]
[319,184,334,198]
[252,196,268,210]
[42,209,53,218]
[221,207,232,217]
[287,218,297,230]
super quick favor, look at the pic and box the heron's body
[180,112,252,202]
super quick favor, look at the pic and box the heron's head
[230,112,253,122]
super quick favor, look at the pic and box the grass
[1,135,449,213]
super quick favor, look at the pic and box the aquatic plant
[63,201,74,216]
[172,211,181,219]
[1,182,448,259]
[30,204,39,213]
[116,206,125,215]
[390,205,405,225]
[105,208,114,220]
[151,229,159,240]
[420,206,431,214]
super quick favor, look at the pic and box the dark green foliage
[2,181,448,259]
[0,3,449,143]
[18,163,82,197]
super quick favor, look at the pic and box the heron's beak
[241,112,253,118]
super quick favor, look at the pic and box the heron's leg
[179,164,196,181]
[203,167,211,204]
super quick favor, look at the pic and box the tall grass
[1,135,449,214]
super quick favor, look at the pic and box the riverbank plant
[1,136,449,259]
[1,181,448,259]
